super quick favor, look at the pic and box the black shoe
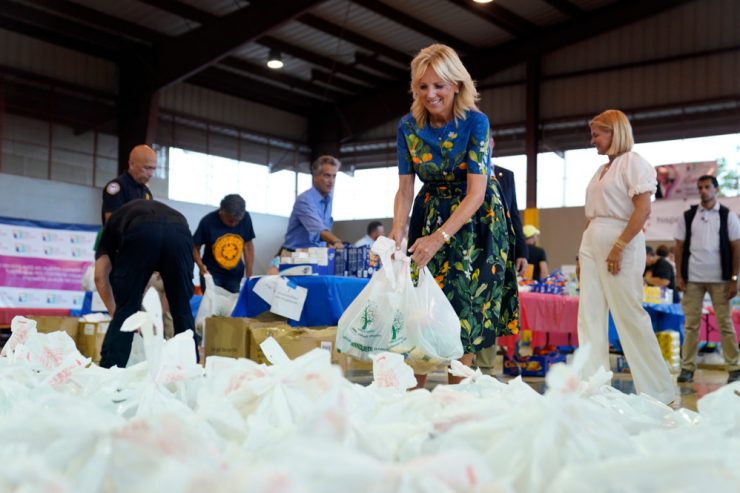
[728,370,740,384]
[677,369,694,383]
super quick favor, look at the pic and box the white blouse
[585,151,656,221]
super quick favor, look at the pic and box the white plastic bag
[392,264,463,372]
[370,352,417,390]
[337,237,463,368]
[80,263,96,291]
[1,316,38,357]
[195,273,239,336]
[336,237,407,360]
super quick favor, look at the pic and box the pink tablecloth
[497,293,740,356]
[699,308,740,343]
[497,292,579,356]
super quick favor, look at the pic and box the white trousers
[578,218,675,404]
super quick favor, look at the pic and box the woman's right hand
[606,245,623,275]
[388,225,406,251]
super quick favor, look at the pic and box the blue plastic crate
[503,351,566,377]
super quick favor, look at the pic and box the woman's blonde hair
[410,44,478,128]
[589,109,634,156]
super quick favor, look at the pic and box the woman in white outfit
[577,109,675,405]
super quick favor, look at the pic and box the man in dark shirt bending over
[94,200,196,368]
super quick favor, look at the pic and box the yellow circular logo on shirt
[212,233,243,270]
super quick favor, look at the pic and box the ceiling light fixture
[266,49,284,69]
[473,0,493,3]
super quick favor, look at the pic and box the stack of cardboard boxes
[21,315,372,373]
[27,315,109,363]
[204,316,371,373]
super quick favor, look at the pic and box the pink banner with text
[0,255,91,291]
[0,217,98,309]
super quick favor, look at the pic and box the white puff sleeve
[622,152,657,197]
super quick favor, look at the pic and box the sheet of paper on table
[270,278,308,321]
[252,275,282,305]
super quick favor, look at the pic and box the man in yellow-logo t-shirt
[193,194,255,293]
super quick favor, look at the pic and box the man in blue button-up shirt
[282,155,344,250]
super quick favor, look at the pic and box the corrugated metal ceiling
[177,0,249,16]
[494,0,567,27]
[383,0,514,48]
[68,0,194,36]
[8,0,735,169]
[313,0,438,57]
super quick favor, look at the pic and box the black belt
[420,181,468,198]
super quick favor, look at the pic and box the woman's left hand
[408,231,445,269]
[606,245,623,275]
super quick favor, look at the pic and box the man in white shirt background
[674,175,740,385]
[353,221,385,247]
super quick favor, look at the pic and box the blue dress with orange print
[397,110,519,352]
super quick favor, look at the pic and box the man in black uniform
[99,144,175,337]
[94,199,196,368]
[492,165,528,276]
[101,144,156,224]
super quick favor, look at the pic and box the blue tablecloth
[232,275,370,327]
[190,295,203,319]
[70,291,105,317]
[609,303,685,351]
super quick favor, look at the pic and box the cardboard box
[26,316,79,340]
[77,321,109,363]
[334,352,373,373]
[204,317,251,359]
[252,311,289,324]
[249,325,340,365]
[280,248,335,275]
[334,247,380,278]
[203,317,292,360]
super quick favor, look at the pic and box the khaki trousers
[475,344,498,374]
[578,218,675,404]
[680,282,740,372]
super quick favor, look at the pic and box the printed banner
[655,161,717,200]
[0,217,99,309]
[645,196,740,241]
[0,287,86,310]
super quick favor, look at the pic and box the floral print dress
[397,110,519,353]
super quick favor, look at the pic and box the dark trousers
[199,273,241,294]
[100,222,196,368]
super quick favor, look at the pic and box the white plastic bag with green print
[336,237,408,360]
[392,263,463,374]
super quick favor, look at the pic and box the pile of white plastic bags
[0,315,738,493]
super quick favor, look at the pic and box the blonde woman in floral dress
[389,44,519,386]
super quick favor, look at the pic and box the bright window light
[493,154,527,210]
[167,132,740,216]
[168,147,298,216]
